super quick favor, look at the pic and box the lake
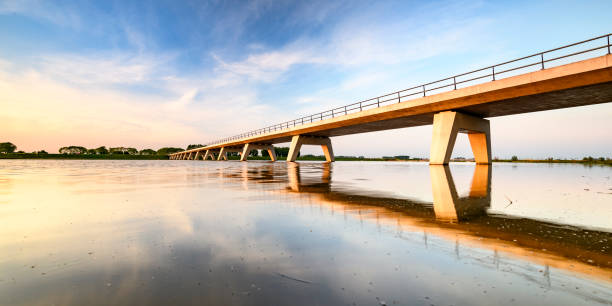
[0,160,611,305]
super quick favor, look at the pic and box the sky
[1,0,611,158]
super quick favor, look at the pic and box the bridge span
[170,34,612,164]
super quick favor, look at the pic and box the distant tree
[38,150,48,154]
[95,146,109,154]
[109,147,137,154]
[16,150,25,153]
[187,144,204,150]
[109,147,124,154]
[59,146,87,154]
[274,147,290,158]
[157,147,184,155]
[139,149,156,155]
[0,142,17,153]
[511,155,518,161]
[249,149,259,157]
[87,149,96,155]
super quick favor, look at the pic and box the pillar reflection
[287,162,331,192]
[430,165,491,223]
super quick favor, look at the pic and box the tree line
[56,146,185,155]
[0,142,184,156]
[1,141,288,156]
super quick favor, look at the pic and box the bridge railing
[205,34,611,147]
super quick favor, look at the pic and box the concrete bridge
[170,34,612,164]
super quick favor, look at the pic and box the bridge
[170,34,612,164]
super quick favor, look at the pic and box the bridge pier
[430,111,491,165]
[217,147,243,161]
[203,150,216,160]
[240,144,277,161]
[217,148,227,161]
[194,151,201,160]
[287,135,334,162]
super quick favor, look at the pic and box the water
[0,160,610,305]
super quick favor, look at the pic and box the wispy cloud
[37,53,165,85]
[212,47,323,82]
[0,0,83,28]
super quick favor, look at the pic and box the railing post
[492,66,495,81]
[344,106,347,115]
[453,76,456,90]
[397,92,400,103]
[332,109,334,118]
[540,53,545,70]
[377,97,380,107]
[359,102,362,111]
[422,85,426,97]
[608,35,610,54]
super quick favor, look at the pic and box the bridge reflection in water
[231,162,612,285]
[430,165,490,222]
[287,163,491,223]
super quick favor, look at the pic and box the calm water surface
[0,160,611,305]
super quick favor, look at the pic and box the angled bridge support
[287,135,334,163]
[430,111,491,165]
[241,144,277,161]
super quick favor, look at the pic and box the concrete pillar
[240,144,252,162]
[241,144,277,162]
[203,150,214,160]
[430,111,491,165]
[217,147,228,161]
[194,151,201,160]
[430,164,491,222]
[287,135,334,163]
[267,147,277,162]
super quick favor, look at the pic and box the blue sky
[1,0,611,157]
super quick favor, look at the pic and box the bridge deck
[181,54,612,154]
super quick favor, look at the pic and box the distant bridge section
[171,34,612,164]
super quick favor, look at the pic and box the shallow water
[0,160,611,305]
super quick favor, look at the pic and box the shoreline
[1,153,610,165]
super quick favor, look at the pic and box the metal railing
[204,34,611,147]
